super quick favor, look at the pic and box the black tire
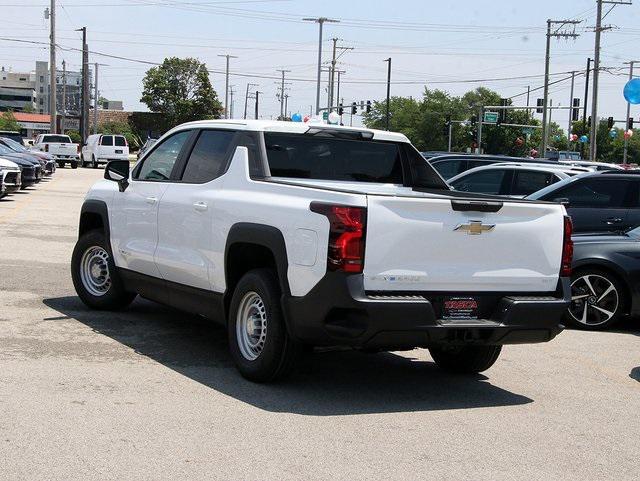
[80,154,86,168]
[228,268,300,382]
[92,156,98,169]
[71,229,136,310]
[429,345,502,374]
[566,267,627,331]
[57,161,65,168]
[70,160,78,169]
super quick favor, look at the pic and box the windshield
[0,144,17,155]
[1,137,27,152]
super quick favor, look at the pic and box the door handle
[193,201,208,212]
[145,196,158,205]
[604,217,623,225]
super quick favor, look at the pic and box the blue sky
[1,0,639,129]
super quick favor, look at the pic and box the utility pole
[243,82,258,120]
[303,17,339,115]
[567,71,576,149]
[48,0,56,133]
[61,60,66,134]
[75,27,89,143]
[526,85,530,107]
[336,70,344,109]
[254,90,262,120]
[541,19,580,155]
[229,85,235,119]
[623,61,638,163]
[581,57,592,159]
[590,0,632,161]
[383,58,391,130]
[276,69,290,119]
[218,54,237,119]
[284,94,289,119]
[93,62,99,134]
[329,38,338,111]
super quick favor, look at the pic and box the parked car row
[0,135,56,199]
[429,153,639,332]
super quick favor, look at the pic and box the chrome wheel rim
[569,274,619,326]
[80,246,111,297]
[236,291,267,361]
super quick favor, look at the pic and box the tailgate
[54,144,76,154]
[363,196,564,293]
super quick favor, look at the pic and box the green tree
[0,110,21,131]
[66,130,82,144]
[141,57,222,128]
[22,104,36,113]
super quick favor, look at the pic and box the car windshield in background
[1,137,28,152]
[44,135,72,143]
[264,132,404,184]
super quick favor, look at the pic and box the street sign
[322,111,329,121]
[483,111,499,124]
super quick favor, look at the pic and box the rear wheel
[71,230,136,310]
[92,156,98,169]
[57,161,65,168]
[429,345,502,374]
[228,268,300,382]
[70,160,78,169]
[567,268,626,330]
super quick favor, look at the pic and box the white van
[81,134,129,168]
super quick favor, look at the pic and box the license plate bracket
[442,297,479,321]
[115,150,123,154]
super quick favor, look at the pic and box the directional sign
[483,111,499,124]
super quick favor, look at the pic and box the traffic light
[338,103,344,116]
[470,114,477,126]
[628,117,634,130]
[366,100,372,113]
[351,102,357,115]
[498,98,508,123]
[607,116,614,129]
[587,116,591,128]
[572,98,580,122]
[444,115,451,136]
[536,98,544,114]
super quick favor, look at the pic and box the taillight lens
[44,144,49,152]
[561,216,573,277]
[311,202,366,273]
[77,144,81,153]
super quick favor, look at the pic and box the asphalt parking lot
[1,168,639,481]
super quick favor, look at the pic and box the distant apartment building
[35,60,90,116]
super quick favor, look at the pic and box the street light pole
[383,57,391,130]
[623,61,637,163]
[48,0,57,133]
[303,17,339,115]
[218,54,237,119]
[567,71,576,150]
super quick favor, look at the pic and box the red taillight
[311,202,366,273]
[44,144,49,152]
[561,215,573,277]
[77,144,81,153]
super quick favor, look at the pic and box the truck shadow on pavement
[44,295,533,415]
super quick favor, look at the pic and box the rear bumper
[53,154,79,161]
[283,273,570,349]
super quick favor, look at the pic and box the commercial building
[0,67,37,112]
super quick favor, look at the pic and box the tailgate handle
[451,200,503,213]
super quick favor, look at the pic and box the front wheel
[92,156,98,169]
[70,160,78,169]
[429,345,502,374]
[71,230,136,310]
[57,161,65,169]
[228,268,300,382]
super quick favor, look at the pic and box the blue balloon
[291,113,302,122]
[580,135,589,143]
[609,129,618,139]
[623,78,640,104]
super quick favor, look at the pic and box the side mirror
[104,160,130,192]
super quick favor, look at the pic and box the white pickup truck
[71,120,572,382]
[34,134,80,169]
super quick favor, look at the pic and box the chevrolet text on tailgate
[71,119,572,382]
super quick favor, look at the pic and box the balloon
[515,137,524,146]
[571,133,579,142]
[291,113,302,122]
[303,115,310,123]
[609,129,618,139]
[623,78,640,104]
[327,111,340,125]
[624,129,634,139]
[530,148,539,158]
[580,135,589,143]
[554,135,562,142]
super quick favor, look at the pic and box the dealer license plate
[442,297,479,321]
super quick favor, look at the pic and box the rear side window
[181,130,235,183]
[548,178,629,207]
[511,170,556,196]
[451,169,507,194]
[264,133,403,184]
[114,136,127,147]
[100,136,113,146]
[432,159,464,180]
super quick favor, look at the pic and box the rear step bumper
[283,273,570,349]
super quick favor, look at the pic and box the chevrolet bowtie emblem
[454,221,496,235]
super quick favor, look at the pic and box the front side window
[264,132,403,184]
[181,130,235,183]
[512,170,555,196]
[548,178,629,207]
[135,130,192,181]
[100,135,113,146]
[451,169,506,194]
